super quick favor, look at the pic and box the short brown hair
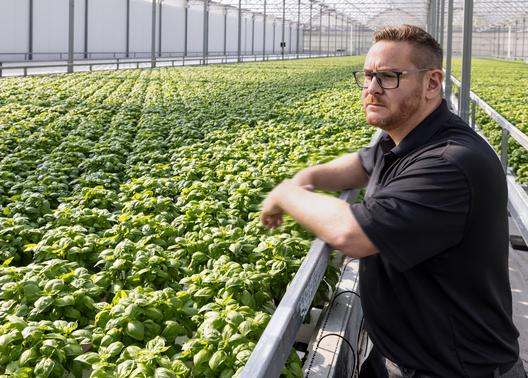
[373,24,443,70]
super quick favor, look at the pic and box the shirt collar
[379,99,452,158]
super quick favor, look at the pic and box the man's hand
[260,183,313,230]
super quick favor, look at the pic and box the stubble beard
[364,84,423,132]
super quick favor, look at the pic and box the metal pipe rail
[240,129,382,378]
[449,74,528,247]
[0,52,346,77]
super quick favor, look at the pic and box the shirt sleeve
[358,145,379,176]
[351,154,470,272]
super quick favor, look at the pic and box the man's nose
[365,76,384,95]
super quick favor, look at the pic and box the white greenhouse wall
[0,0,307,62]
[88,0,127,58]
[0,0,29,60]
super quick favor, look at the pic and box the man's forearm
[290,153,370,192]
[261,181,378,258]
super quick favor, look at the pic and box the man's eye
[380,72,397,79]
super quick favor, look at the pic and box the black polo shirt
[351,100,520,377]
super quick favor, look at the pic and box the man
[260,24,524,377]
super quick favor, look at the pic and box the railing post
[0,62,2,78]
[471,99,476,129]
[117,58,120,70]
[502,129,509,173]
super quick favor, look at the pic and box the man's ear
[425,70,443,100]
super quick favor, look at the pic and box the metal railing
[449,75,528,246]
[0,50,346,62]
[240,130,382,378]
[0,51,348,77]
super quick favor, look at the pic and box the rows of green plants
[449,58,528,182]
[0,57,374,378]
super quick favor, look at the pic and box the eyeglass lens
[356,71,399,89]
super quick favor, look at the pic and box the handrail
[448,74,528,247]
[0,52,346,77]
[240,129,382,378]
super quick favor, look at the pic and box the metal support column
[68,0,74,73]
[503,24,506,57]
[84,0,88,59]
[237,0,242,62]
[297,0,300,59]
[341,16,344,54]
[458,0,473,123]
[29,0,33,60]
[440,0,445,48]
[498,26,501,57]
[263,0,267,57]
[334,13,337,56]
[252,16,255,55]
[290,24,292,54]
[508,24,511,59]
[245,18,248,54]
[309,3,313,58]
[151,0,157,68]
[184,5,188,56]
[273,22,276,54]
[515,20,518,59]
[445,0,454,109]
[224,9,227,55]
[345,19,350,55]
[522,18,526,58]
[126,0,130,58]
[281,0,285,59]
[159,0,163,57]
[203,0,208,63]
[327,11,330,57]
[319,6,322,56]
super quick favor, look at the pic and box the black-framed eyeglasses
[352,69,432,89]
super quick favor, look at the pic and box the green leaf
[209,350,226,371]
[74,352,101,368]
[54,295,75,307]
[161,321,180,343]
[34,295,54,314]
[193,349,211,367]
[116,360,135,378]
[34,357,54,378]
[225,311,244,327]
[63,343,83,358]
[7,315,28,332]
[238,320,254,336]
[107,341,125,357]
[125,303,142,320]
[154,368,176,378]
[126,320,144,341]
[219,367,235,378]
[22,282,41,303]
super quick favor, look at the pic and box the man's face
[361,41,426,132]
